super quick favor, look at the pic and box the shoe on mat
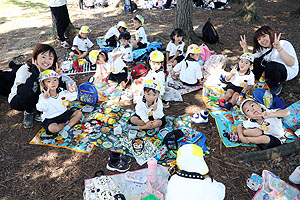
[191,111,209,124]
[61,41,71,49]
[270,84,282,95]
[23,111,34,128]
[58,128,69,138]
[34,113,42,122]
[106,159,130,172]
[289,166,300,184]
[219,99,226,108]
[120,154,131,163]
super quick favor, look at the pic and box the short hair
[134,17,142,24]
[119,32,131,40]
[170,28,184,42]
[253,26,275,53]
[144,87,160,94]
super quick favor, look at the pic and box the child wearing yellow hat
[104,21,128,48]
[70,26,94,59]
[36,70,82,138]
[219,52,255,110]
[131,15,148,49]
[128,79,166,130]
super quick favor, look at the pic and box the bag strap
[88,76,95,84]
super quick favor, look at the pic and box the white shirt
[243,109,285,140]
[107,53,127,74]
[71,35,94,52]
[112,44,133,62]
[36,89,77,121]
[135,96,164,123]
[252,40,299,81]
[229,69,255,88]
[8,64,32,103]
[135,26,147,44]
[104,27,120,40]
[166,175,226,200]
[173,60,203,84]
[166,41,184,57]
[144,69,166,95]
[48,0,66,7]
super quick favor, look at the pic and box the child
[172,44,203,86]
[112,31,133,65]
[166,28,185,67]
[131,15,148,49]
[70,26,94,59]
[104,21,128,48]
[219,52,255,110]
[128,80,166,130]
[36,70,82,138]
[89,50,128,88]
[144,50,166,96]
[237,99,290,149]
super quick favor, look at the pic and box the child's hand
[68,83,76,93]
[153,98,158,111]
[261,111,271,119]
[230,67,237,75]
[42,87,50,99]
[56,62,63,77]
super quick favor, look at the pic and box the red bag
[131,64,148,80]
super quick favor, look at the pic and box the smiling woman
[8,44,58,129]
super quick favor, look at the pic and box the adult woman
[240,26,298,95]
[8,44,75,129]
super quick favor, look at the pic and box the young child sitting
[112,31,133,65]
[70,26,94,59]
[128,80,166,130]
[172,44,203,86]
[36,70,82,138]
[89,50,128,88]
[219,52,255,110]
[131,15,148,49]
[104,21,128,48]
[166,28,185,67]
[237,99,290,149]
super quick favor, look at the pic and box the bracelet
[278,48,283,52]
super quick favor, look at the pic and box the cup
[128,130,137,140]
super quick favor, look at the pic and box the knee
[75,110,82,117]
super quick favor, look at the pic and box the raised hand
[273,33,282,51]
[32,58,40,71]
[68,83,76,93]
[42,87,51,99]
[230,67,237,75]
[56,62,63,76]
[152,98,158,111]
[239,35,248,51]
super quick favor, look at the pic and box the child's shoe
[107,152,130,172]
[23,111,34,128]
[60,41,71,48]
[120,154,131,163]
[34,112,42,122]
[191,111,209,124]
[58,128,69,138]
[289,166,300,184]
[224,102,233,110]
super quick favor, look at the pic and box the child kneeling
[36,70,82,138]
[237,99,290,150]
[128,80,166,130]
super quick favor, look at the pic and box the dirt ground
[0,0,300,199]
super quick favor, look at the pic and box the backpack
[199,43,211,62]
[202,19,219,44]
[78,77,98,105]
[131,64,148,80]
[0,63,22,97]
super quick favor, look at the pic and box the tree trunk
[290,6,300,19]
[232,0,261,23]
[174,0,200,44]
[236,139,300,161]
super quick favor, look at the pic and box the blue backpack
[78,78,98,105]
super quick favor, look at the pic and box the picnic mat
[95,82,124,103]
[211,111,299,148]
[84,167,169,200]
[172,79,202,95]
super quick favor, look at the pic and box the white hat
[240,98,257,116]
[176,144,209,175]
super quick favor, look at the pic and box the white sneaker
[289,166,300,184]
[191,111,209,124]
[58,129,69,138]
[61,41,71,49]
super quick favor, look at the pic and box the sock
[128,125,139,130]
[64,125,70,131]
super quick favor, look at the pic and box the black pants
[10,93,39,113]
[79,0,84,9]
[193,0,204,6]
[252,56,287,88]
[164,0,172,8]
[106,36,117,47]
[50,4,71,42]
